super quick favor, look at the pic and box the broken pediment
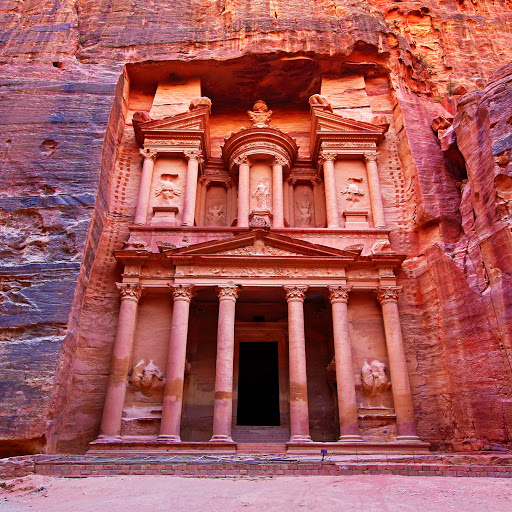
[310,109,387,159]
[133,103,210,152]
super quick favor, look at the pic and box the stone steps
[232,426,289,443]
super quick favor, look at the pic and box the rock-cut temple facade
[88,85,430,455]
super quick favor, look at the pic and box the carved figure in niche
[206,204,225,226]
[252,181,270,209]
[361,360,390,407]
[130,359,165,396]
[308,94,333,112]
[248,100,272,127]
[341,177,365,208]
[296,200,312,226]
[156,175,181,203]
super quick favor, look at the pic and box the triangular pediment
[161,230,359,259]
[313,109,385,135]
[134,108,210,148]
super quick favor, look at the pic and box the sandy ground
[1,474,512,512]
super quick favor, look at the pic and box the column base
[209,435,234,443]
[95,435,122,443]
[289,435,313,443]
[337,435,363,443]
[396,435,422,442]
[156,435,181,443]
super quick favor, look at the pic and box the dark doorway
[237,342,280,426]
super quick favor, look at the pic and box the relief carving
[206,204,225,226]
[156,175,181,203]
[361,360,390,407]
[295,200,312,226]
[252,181,270,209]
[248,100,272,127]
[341,177,365,208]
[371,239,392,254]
[130,359,165,396]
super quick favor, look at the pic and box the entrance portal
[237,342,280,426]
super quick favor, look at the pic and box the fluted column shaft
[237,156,250,228]
[158,285,194,442]
[284,285,312,442]
[210,285,238,442]
[320,152,339,228]
[98,283,142,439]
[377,287,419,440]
[134,148,157,225]
[365,153,386,228]
[328,286,362,442]
[182,150,202,226]
[272,158,285,228]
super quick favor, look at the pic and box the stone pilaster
[134,148,157,225]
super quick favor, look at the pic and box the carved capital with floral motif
[272,155,289,168]
[284,285,308,303]
[117,282,142,302]
[327,285,352,304]
[140,147,158,161]
[170,284,194,302]
[311,176,322,187]
[217,285,239,302]
[364,152,378,163]
[234,154,249,167]
[183,149,203,164]
[319,151,337,164]
[376,286,402,304]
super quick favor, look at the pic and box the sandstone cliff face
[1,0,512,454]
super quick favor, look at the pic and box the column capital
[287,176,297,186]
[284,285,308,303]
[199,175,210,187]
[364,152,378,163]
[183,149,204,164]
[319,151,337,164]
[376,286,402,304]
[116,282,142,302]
[272,155,288,167]
[328,285,352,304]
[233,154,249,166]
[217,284,239,302]
[311,176,322,187]
[140,147,158,160]
[170,284,194,302]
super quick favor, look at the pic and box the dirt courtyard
[1,474,512,512]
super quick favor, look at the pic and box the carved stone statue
[308,94,333,112]
[206,204,225,226]
[296,200,312,226]
[248,100,272,127]
[252,181,270,209]
[156,177,181,203]
[361,360,390,407]
[341,177,365,208]
[130,359,165,396]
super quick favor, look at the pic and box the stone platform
[22,453,512,479]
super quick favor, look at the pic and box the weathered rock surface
[0,0,511,454]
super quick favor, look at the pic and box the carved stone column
[98,283,142,440]
[287,177,296,226]
[158,284,194,442]
[284,285,312,442]
[225,178,233,227]
[328,286,362,442]
[198,176,209,226]
[377,287,419,440]
[134,148,157,225]
[210,285,238,442]
[182,150,202,226]
[272,157,286,228]
[319,151,339,228]
[364,153,386,228]
[283,178,290,223]
[236,155,250,228]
